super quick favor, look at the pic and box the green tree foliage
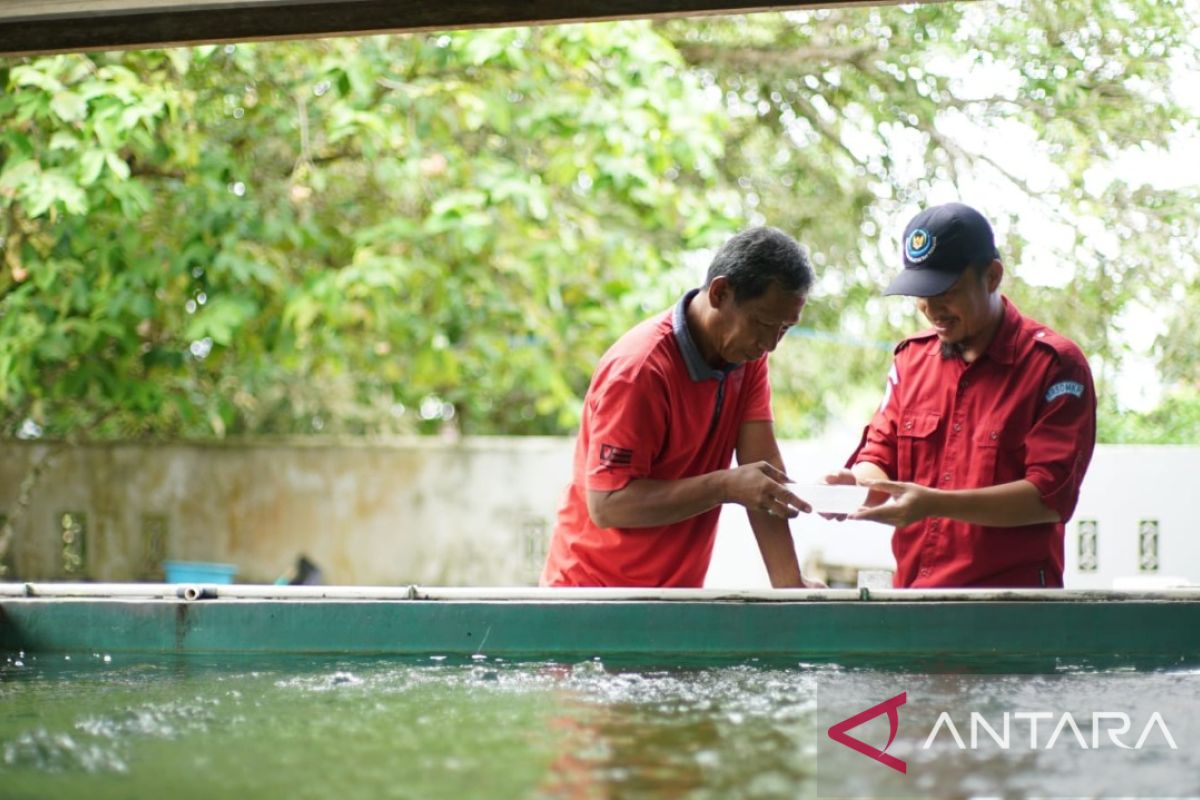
[0,28,737,438]
[657,0,1200,435]
[1099,388,1200,444]
[1,0,1198,444]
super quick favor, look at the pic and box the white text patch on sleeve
[1045,381,1084,402]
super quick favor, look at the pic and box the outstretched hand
[727,461,811,518]
[848,480,936,526]
[818,469,891,520]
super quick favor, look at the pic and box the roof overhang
[0,0,885,58]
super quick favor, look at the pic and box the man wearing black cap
[829,202,1097,588]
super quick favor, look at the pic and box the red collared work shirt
[850,297,1097,588]
[541,290,774,588]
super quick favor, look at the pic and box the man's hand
[769,572,829,589]
[823,468,858,487]
[819,468,891,520]
[849,480,936,526]
[724,461,811,518]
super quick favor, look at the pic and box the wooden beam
[0,0,880,58]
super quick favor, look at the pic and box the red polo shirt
[541,290,773,587]
[850,298,1096,588]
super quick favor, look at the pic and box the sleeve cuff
[1025,468,1078,522]
[585,472,636,493]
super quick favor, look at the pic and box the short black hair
[704,227,814,303]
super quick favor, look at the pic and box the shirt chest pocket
[897,411,941,486]
[972,421,1026,488]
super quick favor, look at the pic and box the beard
[940,340,965,359]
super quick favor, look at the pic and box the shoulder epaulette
[894,328,938,355]
[1029,326,1084,361]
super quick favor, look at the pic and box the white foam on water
[274,670,365,692]
[2,727,129,775]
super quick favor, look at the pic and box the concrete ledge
[4,582,1200,602]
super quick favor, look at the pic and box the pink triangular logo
[827,691,907,774]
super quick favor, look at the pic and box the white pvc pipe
[207,584,419,600]
[408,586,859,602]
[400,586,1200,602]
[0,582,419,601]
[3,582,1200,603]
[0,582,180,598]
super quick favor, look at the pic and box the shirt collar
[673,289,739,382]
[982,296,1021,365]
[923,294,1021,365]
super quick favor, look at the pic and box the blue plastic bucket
[162,560,237,584]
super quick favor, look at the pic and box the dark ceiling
[0,0,884,57]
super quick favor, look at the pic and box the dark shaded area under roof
[0,0,884,57]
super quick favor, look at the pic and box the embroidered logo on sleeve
[599,444,634,468]
[1045,381,1084,402]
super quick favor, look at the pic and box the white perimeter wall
[1,438,1195,588]
[706,440,1199,589]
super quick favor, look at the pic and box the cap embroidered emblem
[905,228,936,263]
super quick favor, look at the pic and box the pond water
[3,652,1198,799]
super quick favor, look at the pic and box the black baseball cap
[884,203,1000,297]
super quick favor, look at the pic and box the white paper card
[790,483,869,514]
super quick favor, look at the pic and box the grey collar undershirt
[672,288,740,383]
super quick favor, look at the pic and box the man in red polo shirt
[541,227,825,588]
[830,203,1096,588]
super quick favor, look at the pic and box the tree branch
[928,126,1043,199]
[293,89,312,177]
[940,95,1057,123]
[1,202,28,302]
[675,43,876,71]
[128,164,187,180]
[788,94,866,170]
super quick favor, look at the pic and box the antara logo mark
[827,691,908,774]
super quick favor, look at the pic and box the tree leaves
[1,3,1196,442]
[0,24,737,438]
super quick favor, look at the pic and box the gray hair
[704,227,814,303]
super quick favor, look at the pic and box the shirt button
[919,568,930,577]
[942,473,951,483]
[953,423,962,432]
[904,421,913,431]
[990,431,999,440]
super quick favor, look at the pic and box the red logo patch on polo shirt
[599,444,633,468]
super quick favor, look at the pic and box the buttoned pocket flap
[898,412,940,439]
